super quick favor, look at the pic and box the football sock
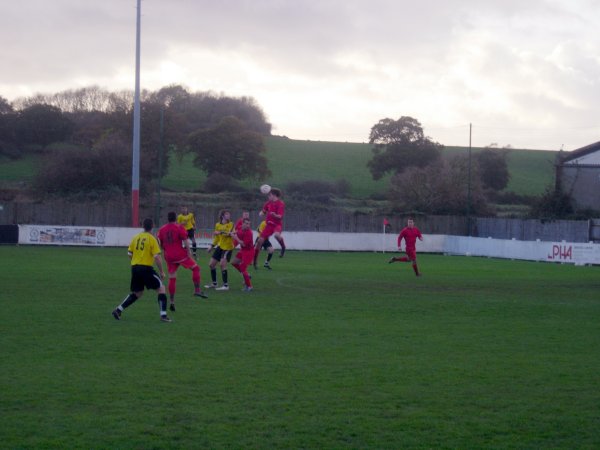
[158,293,167,315]
[192,266,200,285]
[276,236,286,249]
[399,256,409,262]
[210,268,217,284]
[253,248,260,265]
[243,271,252,287]
[222,270,228,286]
[120,293,138,309]
[412,263,420,275]
[168,278,177,298]
[267,252,273,262]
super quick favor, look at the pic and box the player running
[388,218,423,276]
[157,211,208,311]
[177,206,197,258]
[254,187,286,267]
[205,209,235,291]
[232,217,254,291]
[112,218,171,322]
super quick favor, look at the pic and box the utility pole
[131,0,141,227]
[467,123,472,236]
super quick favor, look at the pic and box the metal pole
[131,0,141,227]
[467,123,472,236]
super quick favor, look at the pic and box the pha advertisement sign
[546,242,600,265]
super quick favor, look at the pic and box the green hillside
[443,146,556,197]
[0,154,39,184]
[1,138,556,198]
[163,137,390,197]
[164,137,556,198]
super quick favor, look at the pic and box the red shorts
[166,256,197,274]
[260,222,282,239]
[234,250,254,271]
[404,248,417,261]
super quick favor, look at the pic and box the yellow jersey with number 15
[128,231,161,266]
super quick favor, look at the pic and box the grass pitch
[1,246,599,448]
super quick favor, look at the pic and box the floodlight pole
[131,0,142,227]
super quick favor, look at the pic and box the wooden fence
[0,199,596,243]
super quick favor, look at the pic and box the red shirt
[398,226,422,250]
[157,222,189,262]
[263,199,285,226]
[236,228,254,251]
[234,218,244,232]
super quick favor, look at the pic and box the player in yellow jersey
[112,218,171,323]
[255,220,275,270]
[177,206,197,258]
[205,209,235,291]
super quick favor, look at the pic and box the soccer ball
[260,184,271,194]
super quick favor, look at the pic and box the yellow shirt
[177,213,195,231]
[213,222,235,250]
[128,231,161,266]
[257,220,267,233]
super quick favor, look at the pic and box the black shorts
[186,228,196,240]
[254,236,273,250]
[262,238,272,250]
[212,247,233,262]
[130,265,162,292]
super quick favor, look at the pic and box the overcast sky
[1,0,599,150]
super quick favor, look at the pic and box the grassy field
[1,246,599,448]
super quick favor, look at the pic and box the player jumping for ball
[388,218,423,277]
[254,187,286,267]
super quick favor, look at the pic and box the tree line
[0,85,271,195]
[366,116,511,216]
[3,87,561,217]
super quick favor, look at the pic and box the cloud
[1,0,599,149]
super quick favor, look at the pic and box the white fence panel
[18,226,600,265]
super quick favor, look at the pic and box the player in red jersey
[157,211,208,311]
[232,217,254,291]
[234,210,250,233]
[234,210,250,249]
[388,218,423,276]
[254,187,286,267]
